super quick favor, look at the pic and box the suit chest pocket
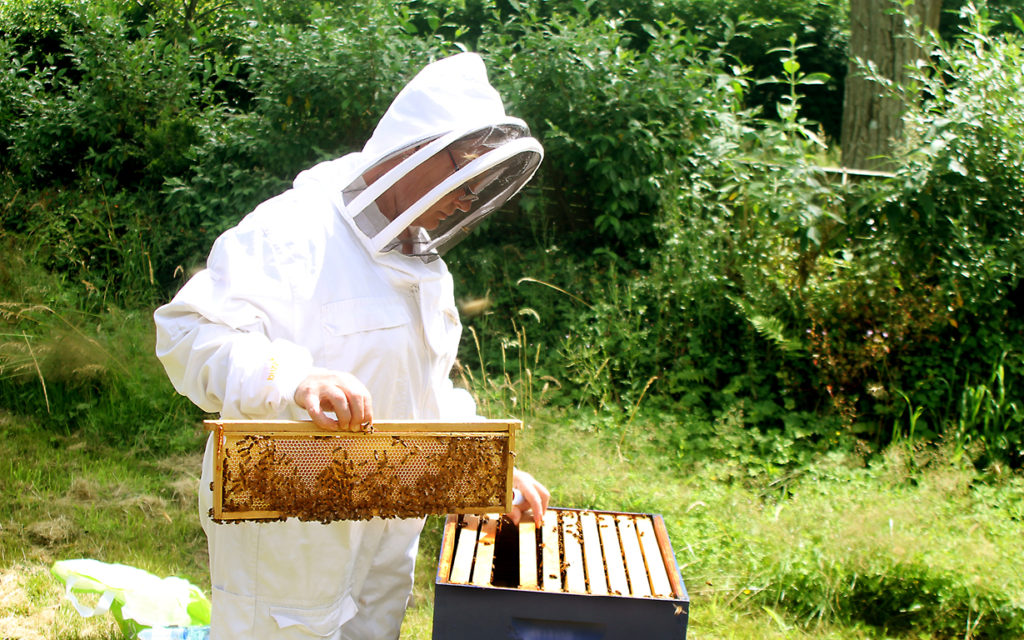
[322,297,412,335]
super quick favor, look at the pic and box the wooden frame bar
[580,511,608,596]
[561,510,586,594]
[541,510,561,592]
[617,514,652,597]
[204,419,519,433]
[449,515,480,585]
[636,515,672,597]
[597,513,630,597]
[518,520,538,589]
[471,516,499,587]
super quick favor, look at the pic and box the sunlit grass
[3,406,1022,639]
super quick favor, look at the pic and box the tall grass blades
[953,352,1024,465]
[460,313,559,424]
[0,301,205,454]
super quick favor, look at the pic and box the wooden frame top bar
[204,419,521,433]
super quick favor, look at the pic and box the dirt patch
[67,476,101,502]
[26,516,76,546]
[170,476,199,509]
[0,567,56,640]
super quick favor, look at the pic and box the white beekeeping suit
[154,52,542,639]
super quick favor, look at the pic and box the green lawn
[2,408,1022,639]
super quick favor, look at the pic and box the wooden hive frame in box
[434,507,689,639]
[204,419,519,523]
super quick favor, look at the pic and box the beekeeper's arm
[154,223,371,430]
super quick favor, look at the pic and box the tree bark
[841,0,941,170]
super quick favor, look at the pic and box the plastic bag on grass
[51,559,211,638]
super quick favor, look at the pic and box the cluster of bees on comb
[215,432,509,523]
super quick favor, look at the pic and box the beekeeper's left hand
[508,468,550,526]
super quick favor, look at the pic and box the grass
[2,406,1023,639]
[0,409,209,639]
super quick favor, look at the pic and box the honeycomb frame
[205,419,520,523]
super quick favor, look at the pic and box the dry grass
[0,563,121,640]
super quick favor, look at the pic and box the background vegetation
[1,0,1023,637]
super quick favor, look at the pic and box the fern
[730,296,805,353]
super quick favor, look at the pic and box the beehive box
[204,419,519,523]
[433,508,689,639]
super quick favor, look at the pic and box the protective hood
[297,53,543,261]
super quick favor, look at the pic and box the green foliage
[161,4,449,272]
[0,305,206,454]
[0,258,205,453]
[1,5,214,188]
[406,0,850,139]
[2,0,1024,470]
[953,352,1024,467]
[480,9,714,252]
[854,2,1024,457]
[0,0,90,41]
[0,183,164,308]
[742,447,1024,638]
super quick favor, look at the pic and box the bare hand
[293,371,373,431]
[507,468,550,526]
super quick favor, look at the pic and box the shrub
[865,2,1024,459]
[160,4,451,276]
[480,9,717,253]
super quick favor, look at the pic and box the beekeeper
[154,52,550,639]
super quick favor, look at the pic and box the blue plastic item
[137,625,211,640]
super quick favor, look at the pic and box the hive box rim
[433,507,689,640]
[435,507,690,603]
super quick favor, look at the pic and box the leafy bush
[0,185,163,308]
[408,0,849,139]
[862,3,1024,459]
[1,5,214,189]
[480,9,719,252]
[161,5,449,274]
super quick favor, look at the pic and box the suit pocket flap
[322,298,410,336]
[269,594,358,637]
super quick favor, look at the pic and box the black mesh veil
[341,124,543,260]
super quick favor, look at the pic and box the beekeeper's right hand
[294,370,374,431]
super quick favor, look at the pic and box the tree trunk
[841,0,941,170]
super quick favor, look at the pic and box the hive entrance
[206,420,519,523]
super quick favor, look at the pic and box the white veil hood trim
[293,52,542,261]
